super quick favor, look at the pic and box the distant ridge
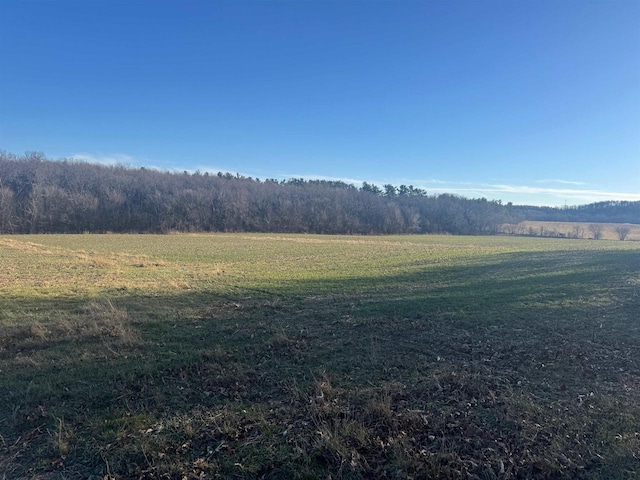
[0,152,637,234]
[510,202,640,225]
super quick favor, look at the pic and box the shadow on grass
[1,249,639,478]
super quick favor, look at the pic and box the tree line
[0,152,510,235]
[1,152,637,235]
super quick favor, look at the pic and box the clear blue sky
[1,0,638,206]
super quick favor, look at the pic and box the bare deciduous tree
[0,185,15,233]
[572,224,585,239]
[503,222,524,235]
[615,224,631,241]
[588,223,603,240]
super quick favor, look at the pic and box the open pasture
[513,221,640,241]
[1,234,639,479]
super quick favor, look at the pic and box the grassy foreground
[1,234,639,479]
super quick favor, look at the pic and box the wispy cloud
[68,152,177,174]
[69,153,136,166]
[535,179,587,186]
[277,172,639,205]
[475,184,640,200]
[414,182,640,205]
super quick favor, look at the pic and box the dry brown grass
[0,298,138,365]
[505,221,640,241]
[81,298,137,344]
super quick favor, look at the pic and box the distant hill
[510,201,640,224]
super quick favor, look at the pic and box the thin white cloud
[68,153,179,174]
[69,153,136,166]
[480,184,640,199]
[277,172,640,205]
[384,177,476,186]
[414,182,640,206]
[535,179,587,186]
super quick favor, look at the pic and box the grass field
[1,234,639,479]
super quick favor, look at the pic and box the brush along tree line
[0,151,638,234]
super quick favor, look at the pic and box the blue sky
[1,0,638,206]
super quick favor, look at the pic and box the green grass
[1,234,639,479]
